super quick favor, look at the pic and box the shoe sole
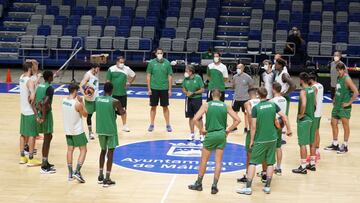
[40,169,56,174]
[275,173,282,176]
[292,171,307,174]
[103,184,115,188]
[19,161,27,164]
[73,175,85,183]
[211,190,218,194]
[188,187,203,191]
[122,130,130,132]
[98,181,104,184]
[237,191,252,195]
[263,190,271,194]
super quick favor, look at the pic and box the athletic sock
[310,156,316,165]
[75,163,82,173]
[88,126,92,134]
[344,141,348,147]
[333,140,338,146]
[265,177,272,187]
[20,151,25,157]
[42,157,48,166]
[105,171,111,180]
[246,179,253,188]
[316,148,320,154]
[196,176,203,185]
[29,153,33,160]
[276,164,281,170]
[99,168,103,177]
[212,177,218,187]
[301,159,307,168]
[67,164,73,176]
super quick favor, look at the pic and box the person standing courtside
[237,87,291,195]
[182,65,205,141]
[188,89,240,194]
[207,52,229,101]
[232,63,254,133]
[325,63,358,153]
[260,60,276,99]
[19,62,41,166]
[80,63,100,140]
[96,82,126,187]
[62,83,88,183]
[35,70,56,174]
[330,51,347,99]
[146,48,173,132]
[292,73,316,174]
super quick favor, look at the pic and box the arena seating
[0,0,359,66]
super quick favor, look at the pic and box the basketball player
[232,63,254,133]
[207,52,229,102]
[80,63,100,140]
[325,63,358,153]
[270,82,288,175]
[274,58,295,144]
[260,60,275,99]
[19,62,41,166]
[96,82,125,187]
[309,73,323,161]
[182,65,205,141]
[188,89,240,194]
[35,70,56,173]
[107,56,136,132]
[237,88,260,183]
[292,72,316,174]
[146,48,173,132]
[237,87,291,195]
[62,83,88,183]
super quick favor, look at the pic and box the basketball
[84,86,95,97]
[274,117,285,129]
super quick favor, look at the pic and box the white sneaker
[199,135,205,142]
[89,132,95,140]
[122,125,130,132]
[188,133,195,141]
[263,187,271,194]
[236,187,252,195]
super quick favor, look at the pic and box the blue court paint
[1,82,359,104]
[113,139,247,174]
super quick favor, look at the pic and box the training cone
[6,69,12,83]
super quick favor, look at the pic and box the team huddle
[17,49,358,192]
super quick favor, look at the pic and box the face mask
[334,56,340,62]
[157,54,163,60]
[263,65,269,70]
[184,72,190,78]
[236,69,242,74]
[214,57,220,63]
[118,64,124,69]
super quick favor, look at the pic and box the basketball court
[1,81,360,203]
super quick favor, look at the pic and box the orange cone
[6,69,12,83]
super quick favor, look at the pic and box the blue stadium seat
[120,16,132,27]
[64,25,77,36]
[276,21,289,30]
[122,7,134,17]
[199,41,213,52]
[107,16,120,26]
[139,39,151,50]
[248,30,261,40]
[162,28,176,38]
[99,0,112,7]
[336,23,348,33]
[308,32,321,42]
[279,0,291,10]
[190,18,204,29]
[113,0,125,7]
[47,6,59,16]
[207,0,221,8]
[336,2,348,11]
[145,16,158,27]
[147,7,160,17]
[92,16,105,26]
[133,17,145,27]
[85,7,96,16]
[263,11,276,19]
[116,26,130,37]
[324,3,335,11]
[310,12,322,21]
[349,13,360,22]
[252,0,264,9]
[71,6,84,16]
[63,0,75,6]
[69,15,80,26]
[336,32,348,43]
[37,25,50,36]
[167,7,179,18]
[55,16,68,27]
[206,8,219,18]
[169,0,181,8]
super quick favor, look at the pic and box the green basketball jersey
[35,82,53,111]
[252,100,280,143]
[205,100,227,133]
[95,96,117,136]
[334,75,352,109]
[182,74,204,98]
[146,59,173,90]
[298,87,315,120]
[207,68,225,91]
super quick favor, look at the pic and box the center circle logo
[114,139,247,174]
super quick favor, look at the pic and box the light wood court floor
[0,94,360,203]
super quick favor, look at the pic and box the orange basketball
[84,86,95,97]
[274,117,285,129]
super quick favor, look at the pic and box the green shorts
[85,100,96,114]
[66,132,88,147]
[20,114,38,137]
[276,129,282,148]
[37,111,53,134]
[297,118,313,145]
[250,141,276,165]
[245,131,251,152]
[310,117,321,138]
[203,130,226,151]
[332,107,351,119]
[98,134,119,150]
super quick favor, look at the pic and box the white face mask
[334,56,340,62]
[157,54,163,60]
[184,72,190,78]
[118,63,124,69]
[214,57,220,63]
[236,69,242,74]
[262,64,269,70]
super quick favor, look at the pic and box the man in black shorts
[232,63,254,133]
[146,48,173,132]
[106,56,136,132]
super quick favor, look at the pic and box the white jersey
[271,96,287,118]
[19,75,34,115]
[30,73,41,90]
[62,98,84,136]
[84,70,99,101]
[275,70,290,95]
[249,98,260,112]
[313,82,324,118]
[262,71,275,99]
[207,62,229,78]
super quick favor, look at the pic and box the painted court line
[160,175,177,203]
